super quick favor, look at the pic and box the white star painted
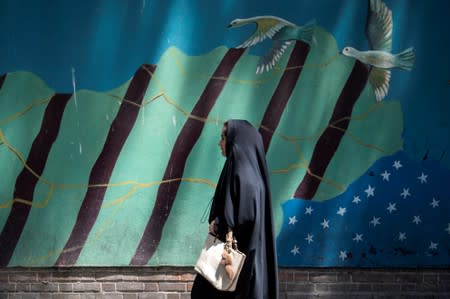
[291,245,300,256]
[417,172,428,184]
[339,250,347,261]
[393,160,403,170]
[305,206,314,215]
[364,185,375,198]
[352,196,361,204]
[381,170,391,181]
[398,232,407,241]
[370,216,381,227]
[445,224,450,235]
[337,207,347,216]
[429,241,438,250]
[400,188,411,199]
[288,216,298,225]
[430,198,440,208]
[305,234,314,244]
[412,215,422,225]
[320,219,330,229]
[353,233,363,243]
[386,202,397,213]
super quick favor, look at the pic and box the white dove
[228,15,315,74]
[342,0,415,101]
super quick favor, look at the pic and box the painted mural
[0,0,449,268]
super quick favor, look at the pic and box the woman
[191,119,279,299]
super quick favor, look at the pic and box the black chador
[191,119,279,299]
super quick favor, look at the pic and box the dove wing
[256,40,292,74]
[365,0,393,51]
[237,17,290,49]
[369,68,391,101]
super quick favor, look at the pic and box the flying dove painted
[228,16,315,74]
[342,0,415,101]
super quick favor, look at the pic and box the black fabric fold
[195,119,279,299]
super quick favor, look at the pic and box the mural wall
[0,0,449,267]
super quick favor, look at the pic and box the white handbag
[194,233,246,291]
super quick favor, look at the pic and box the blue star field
[277,151,450,267]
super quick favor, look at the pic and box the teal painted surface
[8,89,122,266]
[0,25,410,266]
[77,47,226,266]
[0,72,53,232]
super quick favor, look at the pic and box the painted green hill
[0,26,402,266]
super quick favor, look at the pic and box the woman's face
[219,124,227,157]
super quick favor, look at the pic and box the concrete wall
[1,267,449,298]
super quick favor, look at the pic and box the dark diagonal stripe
[130,48,245,265]
[0,93,72,267]
[0,74,6,89]
[294,61,369,199]
[258,41,310,152]
[54,64,155,266]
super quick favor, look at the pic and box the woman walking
[191,119,279,299]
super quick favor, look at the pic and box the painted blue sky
[1,0,449,164]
